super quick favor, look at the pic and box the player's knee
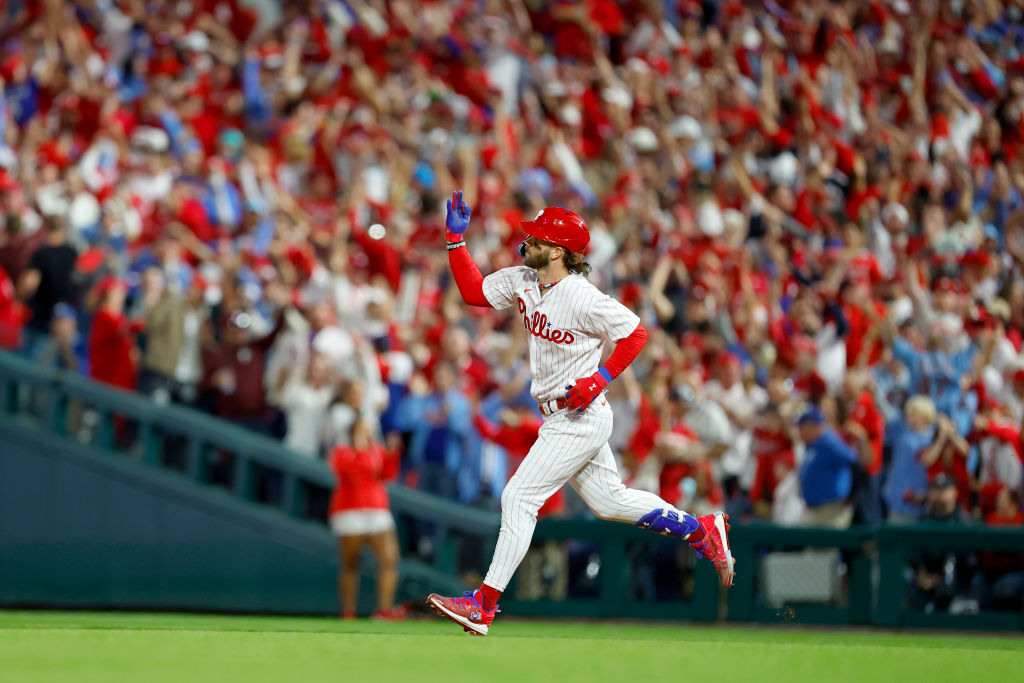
[500,483,518,511]
[579,497,614,521]
[501,479,533,509]
[500,482,541,516]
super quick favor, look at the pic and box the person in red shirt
[919,414,972,512]
[749,403,794,519]
[88,276,144,448]
[0,264,28,349]
[328,418,402,620]
[968,405,1024,516]
[842,278,887,369]
[88,277,142,392]
[840,370,885,527]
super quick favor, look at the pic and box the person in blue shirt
[797,406,860,528]
[882,395,938,523]
[394,361,474,503]
[891,322,976,436]
[2,58,39,128]
[871,345,912,449]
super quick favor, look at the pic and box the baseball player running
[427,191,734,635]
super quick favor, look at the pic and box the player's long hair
[564,251,592,278]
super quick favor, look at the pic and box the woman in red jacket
[328,418,402,619]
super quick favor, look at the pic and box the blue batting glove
[446,189,472,238]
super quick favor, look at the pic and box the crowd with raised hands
[1,1,1023,538]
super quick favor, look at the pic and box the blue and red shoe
[689,512,735,588]
[426,590,499,636]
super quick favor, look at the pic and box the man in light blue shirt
[892,330,975,435]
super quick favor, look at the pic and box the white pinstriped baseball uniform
[480,266,686,591]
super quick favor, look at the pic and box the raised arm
[445,190,492,308]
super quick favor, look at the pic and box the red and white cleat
[426,590,499,636]
[689,512,736,588]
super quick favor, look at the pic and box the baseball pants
[483,398,680,591]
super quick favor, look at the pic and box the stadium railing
[875,524,1024,630]
[725,523,1024,630]
[0,350,466,611]
[725,525,876,626]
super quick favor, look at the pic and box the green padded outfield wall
[0,419,341,614]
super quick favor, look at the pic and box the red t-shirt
[848,252,884,286]
[846,390,884,476]
[178,196,217,242]
[88,308,140,390]
[844,301,886,367]
[845,184,882,221]
[626,394,662,463]
[749,426,793,503]
[0,265,27,349]
[328,444,400,514]
[305,197,340,236]
[551,4,593,60]
[588,0,623,34]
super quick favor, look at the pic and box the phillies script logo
[517,297,575,344]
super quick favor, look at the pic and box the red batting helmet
[520,207,590,254]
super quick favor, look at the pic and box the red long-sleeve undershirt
[448,244,491,307]
[603,323,647,379]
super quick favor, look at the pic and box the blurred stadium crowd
[1,0,1023,570]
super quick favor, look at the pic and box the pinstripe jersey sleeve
[482,266,532,310]
[587,291,641,341]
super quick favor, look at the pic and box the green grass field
[1,610,1020,683]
